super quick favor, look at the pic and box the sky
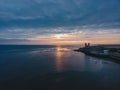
[0,0,120,45]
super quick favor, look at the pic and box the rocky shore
[75,44,120,61]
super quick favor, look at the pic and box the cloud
[0,0,120,28]
[0,0,120,44]
[0,26,119,44]
[0,38,29,44]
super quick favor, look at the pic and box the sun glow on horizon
[54,35,61,39]
[25,29,120,45]
[54,34,69,40]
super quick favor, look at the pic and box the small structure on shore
[85,43,90,48]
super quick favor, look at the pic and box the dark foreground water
[0,45,120,90]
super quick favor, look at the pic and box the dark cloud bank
[0,0,120,28]
[0,0,120,44]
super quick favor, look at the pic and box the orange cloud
[25,29,120,45]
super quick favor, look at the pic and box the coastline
[74,44,120,61]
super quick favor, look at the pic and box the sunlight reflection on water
[0,45,120,90]
[55,46,63,72]
[54,46,104,72]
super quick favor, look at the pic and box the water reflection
[54,45,104,72]
[55,46,71,72]
[55,46,63,72]
[84,55,103,71]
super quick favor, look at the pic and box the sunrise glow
[25,29,120,45]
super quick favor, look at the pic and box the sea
[0,45,120,90]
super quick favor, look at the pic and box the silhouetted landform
[0,71,120,90]
[75,43,120,61]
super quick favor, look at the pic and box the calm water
[0,45,120,90]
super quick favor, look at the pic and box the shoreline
[74,44,120,61]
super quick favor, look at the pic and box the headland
[75,43,120,61]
